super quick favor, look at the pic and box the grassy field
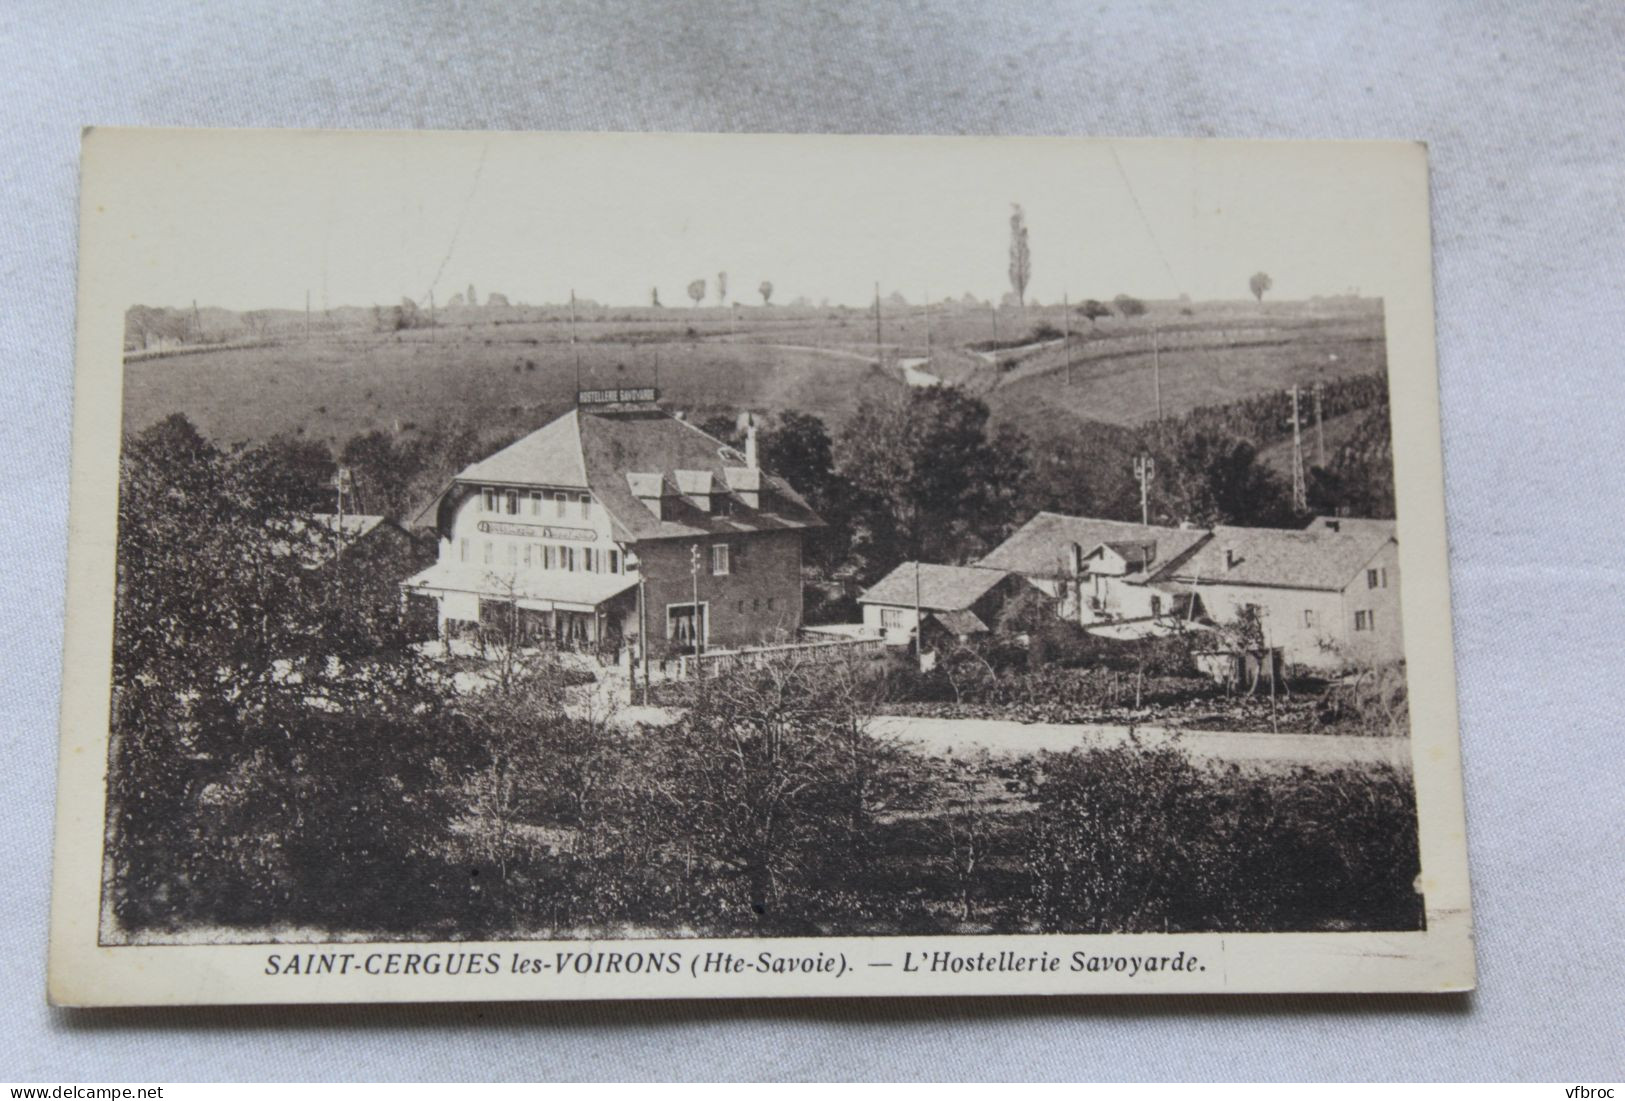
[121,297,1387,452]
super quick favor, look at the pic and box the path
[870,714,1411,769]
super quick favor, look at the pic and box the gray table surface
[2,0,1621,1082]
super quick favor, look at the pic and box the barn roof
[859,562,1012,611]
[1157,523,1395,592]
[980,512,1210,577]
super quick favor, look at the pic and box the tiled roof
[859,562,1011,611]
[451,407,821,543]
[1157,524,1395,591]
[980,512,1210,577]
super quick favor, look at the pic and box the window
[715,494,734,517]
[523,544,532,568]
[1150,595,1163,617]
[1367,568,1387,589]
[459,537,469,563]
[711,544,731,576]
[737,600,746,613]
[542,545,557,570]
[563,547,577,571]
[766,597,776,611]
[1355,610,1374,631]
[579,494,591,520]
[585,549,600,573]
[482,488,496,513]
[529,491,543,517]
[881,607,905,629]
[483,541,493,565]
[507,543,518,567]
[608,549,620,573]
[752,597,761,612]
[1303,609,1317,628]
[666,603,707,645]
[504,490,518,515]
[555,492,567,518]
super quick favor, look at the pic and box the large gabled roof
[979,512,1211,578]
[1156,523,1395,592]
[450,405,822,543]
[859,562,1012,611]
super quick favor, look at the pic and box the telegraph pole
[1063,291,1072,387]
[570,289,581,391]
[305,289,311,342]
[923,290,932,361]
[1290,385,1308,512]
[913,559,924,670]
[873,281,883,366]
[428,289,436,341]
[1313,381,1326,466]
[1152,323,1163,427]
[689,543,703,661]
[1133,455,1155,526]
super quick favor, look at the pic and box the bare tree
[687,278,706,307]
[758,280,773,306]
[1249,271,1273,303]
[1008,203,1031,310]
[715,271,728,305]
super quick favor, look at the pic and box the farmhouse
[857,562,1022,646]
[1153,518,1402,671]
[978,512,1209,627]
[402,391,822,651]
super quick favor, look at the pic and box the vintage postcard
[49,129,1472,1005]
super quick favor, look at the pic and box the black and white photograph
[49,129,1471,1004]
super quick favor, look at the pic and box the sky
[93,130,1423,311]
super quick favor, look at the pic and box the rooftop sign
[578,387,659,406]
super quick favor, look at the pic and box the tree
[835,387,1027,578]
[467,283,477,307]
[687,279,706,307]
[1113,294,1147,318]
[715,271,728,305]
[613,653,914,927]
[759,411,854,571]
[758,280,773,306]
[1147,426,1297,528]
[104,415,453,935]
[1249,271,1273,303]
[1008,203,1031,309]
[651,287,662,308]
[1077,299,1112,328]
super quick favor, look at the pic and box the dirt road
[869,714,1412,770]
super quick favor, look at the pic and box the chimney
[1225,548,1238,570]
[745,417,759,470]
[1325,519,1341,533]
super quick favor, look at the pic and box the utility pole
[330,466,352,581]
[913,559,924,671]
[923,290,932,361]
[1152,323,1162,427]
[1063,291,1072,387]
[689,544,703,662]
[570,289,581,392]
[631,553,650,705]
[428,289,436,340]
[305,289,311,342]
[1133,455,1155,526]
[1313,381,1326,466]
[1290,385,1308,512]
[873,281,883,367]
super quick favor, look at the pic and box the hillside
[120,297,1388,457]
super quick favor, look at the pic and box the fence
[674,635,887,679]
